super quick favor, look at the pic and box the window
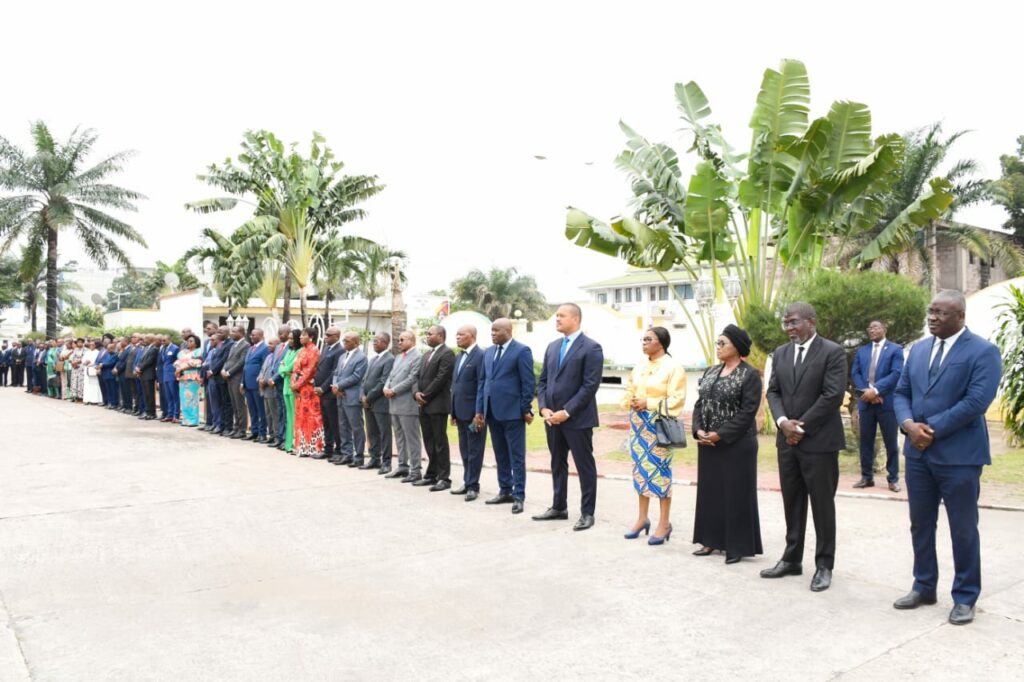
[675,283,694,300]
[649,286,658,301]
[625,288,633,303]
[969,253,975,265]
[596,293,607,305]
[659,285,669,301]
[635,287,643,301]
[614,288,622,303]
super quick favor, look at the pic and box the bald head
[456,324,477,350]
[491,318,512,345]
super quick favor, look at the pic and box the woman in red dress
[291,327,325,457]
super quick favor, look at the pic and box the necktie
[558,337,570,367]
[928,339,945,383]
[493,345,504,367]
[868,343,880,384]
[793,345,804,381]
[342,351,352,369]
[457,352,467,376]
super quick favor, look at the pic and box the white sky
[2,0,1020,300]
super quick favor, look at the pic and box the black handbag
[654,401,687,448]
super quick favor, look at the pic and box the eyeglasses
[715,340,730,348]
[641,337,656,343]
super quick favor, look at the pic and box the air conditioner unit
[610,303,621,311]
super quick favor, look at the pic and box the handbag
[654,400,687,448]
[87,366,98,377]
[55,360,65,373]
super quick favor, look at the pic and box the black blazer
[450,346,483,421]
[315,343,343,395]
[418,344,455,415]
[136,345,159,381]
[537,333,604,430]
[766,335,847,452]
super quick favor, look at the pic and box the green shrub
[103,326,183,344]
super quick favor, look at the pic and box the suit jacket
[13,347,25,366]
[315,342,343,394]
[208,344,228,379]
[269,342,288,386]
[136,345,159,381]
[0,349,9,366]
[23,345,35,365]
[243,341,269,390]
[476,341,535,421]
[332,348,368,406]
[362,351,395,414]
[257,351,278,384]
[385,349,422,416]
[417,344,455,415]
[162,344,180,381]
[223,338,249,378]
[894,329,1001,467]
[116,344,135,374]
[451,346,484,421]
[537,333,603,430]
[99,350,119,379]
[850,340,904,412]
[766,335,848,452]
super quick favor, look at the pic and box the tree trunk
[324,289,331,326]
[282,271,292,323]
[29,293,38,332]
[45,224,59,340]
[299,288,308,328]
[364,295,375,353]
[390,269,405,354]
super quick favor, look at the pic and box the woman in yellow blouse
[621,326,687,545]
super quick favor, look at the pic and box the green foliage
[0,254,19,312]
[990,135,1024,246]
[449,267,551,321]
[102,326,182,344]
[745,270,930,354]
[58,305,104,328]
[105,271,157,310]
[994,284,1024,445]
[0,121,145,338]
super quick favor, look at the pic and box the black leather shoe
[338,456,354,465]
[377,467,391,475]
[231,432,245,439]
[485,494,514,505]
[760,560,803,578]
[256,436,268,444]
[725,555,741,565]
[511,500,524,514]
[411,478,436,487]
[384,469,407,479]
[573,514,595,531]
[450,486,468,495]
[401,475,421,484]
[893,590,938,610]
[266,439,280,448]
[465,490,478,502]
[244,433,257,441]
[532,507,569,521]
[330,457,345,465]
[358,461,379,470]
[852,478,874,489]
[429,480,451,492]
[948,603,975,625]
[810,567,832,592]
[347,459,363,468]
[213,428,224,435]
[311,453,328,460]
[888,481,901,493]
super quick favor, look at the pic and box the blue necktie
[559,336,570,367]
[928,338,945,383]
[493,345,503,367]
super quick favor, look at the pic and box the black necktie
[493,345,503,367]
[793,345,804,381]
[928,339,945,383]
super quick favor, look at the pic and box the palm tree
[17,255,82,332]
[0,122,146,338]
[844,123,1024,283]
[312,235,376,324]
[351,244,407,345]
[183,227,256,312]
[450,267,550,320]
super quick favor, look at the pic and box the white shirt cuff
[776,416,788,427]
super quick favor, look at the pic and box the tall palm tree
[0,122,146,338]
[17,255,82,332]
[183,227,256,312]
[352,244,406,344]
[312,234,376,324]
[450,267,550,320]
[844,123,1024,283]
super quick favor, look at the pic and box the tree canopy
[449,267,550,321]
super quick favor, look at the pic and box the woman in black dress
[691,324,763,564]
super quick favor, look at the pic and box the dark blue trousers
[209,379,225,429]
[245,387,266,437]
[135,379,145,414]
[858,407,900,482]
[105,377,119,407]
[456,418,486,492]
[25,364,35,392]
[487,416,527,500]
[162,378,179,418]
[905,456,982,606]
[546,425,597,516]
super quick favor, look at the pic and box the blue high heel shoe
[648,523,673,546]
[623,519,651,539]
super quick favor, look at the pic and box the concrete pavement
[1,390,1022,681]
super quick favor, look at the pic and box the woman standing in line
[278,329,301,455]
[691,324,763,564]
[621,326,687,545]
[82,339,103,405]
[70,338,86,402]
[175,334,204,426]
[60,339,74,400]
[291,327,325,458]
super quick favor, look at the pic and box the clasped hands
[780,419,806,446]
[904,421,934,450]
[540,408,569,426]
[859,387,884,406]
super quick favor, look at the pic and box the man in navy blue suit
[243,329,270,442]
[206,333,228,434]
[475,318,535,512]
[535,303,604,531]
[850,320,905,492]
[23,340,36,394]
[159,335,180,422]
[450,325,485,501]
[99,342,120,408]
[0,341,9,387]
[893,290,1001,626]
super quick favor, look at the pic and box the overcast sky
[2,0,1019,300]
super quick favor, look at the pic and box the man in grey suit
[221,326,250,439]
[361,333,395,473]
[258,336,281,447]
[763,301,848,593]
[383,330,423,482]
[331,331,368,467]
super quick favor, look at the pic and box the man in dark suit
[413,325,455,491]
[116,335,137,413]
[763,301,848,592]
[893,290,1001,626]
[217,326,235,432]
[100,342,120,408]
[476,319,535,511]
[160,335,181,422]
[11,342,24,387]
[331,331,368,466]
[132,336,148,415]
[221,326,250,438]
[135,335,159,419]
[0,341,9,386]
[23,340,35,394]
[314,327,343,460]
[201,321,217,427]
[535,303,603,531]
[451,325,485,501]
[243,329,269,441]
[207,333,228,434]
[361,333,394,472]
[851,320,905,491]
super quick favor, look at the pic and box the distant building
[580,267,703,334]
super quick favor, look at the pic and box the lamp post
[723,276,742,304]
[694,276,716,316]
[389,256,406,353]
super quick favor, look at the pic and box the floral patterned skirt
[294,386,324,456]
[629,410,673,498]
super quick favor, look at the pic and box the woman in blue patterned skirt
[621,327,687,545]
